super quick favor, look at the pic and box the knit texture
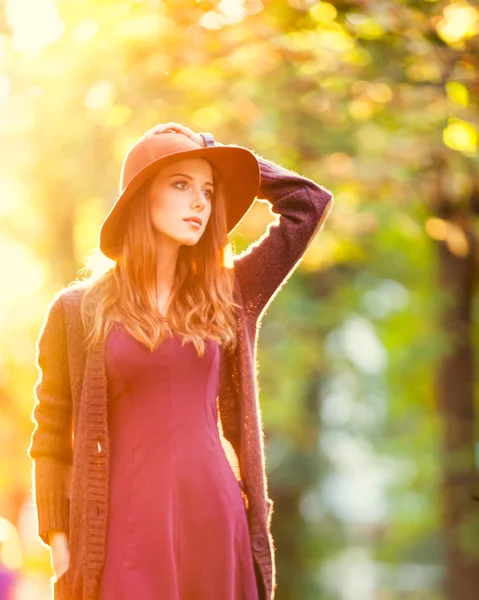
[28,151,334,600]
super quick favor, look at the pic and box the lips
[183,216,203,226]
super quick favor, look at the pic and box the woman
[28,122,334,600]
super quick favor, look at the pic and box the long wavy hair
[70,161,241,357]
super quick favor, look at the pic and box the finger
[165,123,194,136]
[163,123,184,131]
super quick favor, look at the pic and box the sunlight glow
[84,80,117,111]
[7,0,64,53]
[0,517,22,570]
[0,74,11,109]
[73,19,99,43]
[0,176,28,218]
[436,1,479,45]
[79,248,115,281]
[218,0,246,21]
[0,236,46,331]
[200,0,248,29]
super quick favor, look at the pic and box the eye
[173,180,188,190]
[173,180,214,200]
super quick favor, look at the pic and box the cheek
[150,189,176,219]
[149,199,164,223]
[149,196,185,232]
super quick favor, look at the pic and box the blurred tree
[1,0,479,598]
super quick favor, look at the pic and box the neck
[155,236,179,293]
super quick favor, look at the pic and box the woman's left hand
[150,123,206,147]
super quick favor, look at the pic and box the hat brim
[99,145,260,260]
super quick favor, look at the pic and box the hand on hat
[145,123,207,147]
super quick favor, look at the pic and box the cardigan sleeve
[232,151,334,318]
[27,291,73,547]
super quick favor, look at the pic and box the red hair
[71,163,240,357]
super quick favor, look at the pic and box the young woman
[28,122,334,600]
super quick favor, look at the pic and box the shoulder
[44,281,91,327]
[59,280,89,307]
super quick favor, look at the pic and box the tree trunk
[434,186,479,599]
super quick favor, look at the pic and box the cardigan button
[252,535,269,552]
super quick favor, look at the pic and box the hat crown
[120,132,202,193]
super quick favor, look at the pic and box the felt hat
[99,128,261,260]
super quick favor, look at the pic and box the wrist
[49,529,67,543]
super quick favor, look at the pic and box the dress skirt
[98,322,259,600]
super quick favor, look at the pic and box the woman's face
[148,157,214,247]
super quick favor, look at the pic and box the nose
[192,186,208,210]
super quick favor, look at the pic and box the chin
[181,237,201,247]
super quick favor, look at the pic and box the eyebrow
[168,173,214,187]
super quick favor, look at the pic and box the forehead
[159,157,213,177]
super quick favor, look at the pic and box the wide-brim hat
[99,129,261,260]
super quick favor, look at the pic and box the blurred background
[0,0,478,598]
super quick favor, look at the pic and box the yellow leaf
[443,118,477,155]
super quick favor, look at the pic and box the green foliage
[1,0,478,597]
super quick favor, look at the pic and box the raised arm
[27,291,73,547]
[232,150,334,319]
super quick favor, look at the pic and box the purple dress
[98,321,259,600]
